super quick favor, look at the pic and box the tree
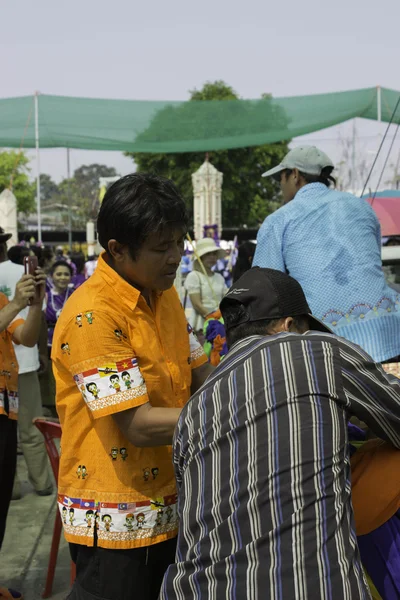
[0,150,36,215]
[40,173,59,204]
[127,81,290,228]
[54,164,119,227]
[73,164,118,219]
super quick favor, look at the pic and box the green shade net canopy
[1,87,399,153]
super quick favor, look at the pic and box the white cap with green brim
[262,146,334,178]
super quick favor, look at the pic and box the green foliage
[128,81,289,228]
[73,164,117,218]
[40,164,119,228]
[40,173,59,203]
[0,150,36,215]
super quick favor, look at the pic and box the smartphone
[23,255,40,305]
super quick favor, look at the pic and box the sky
[2,0,400,190]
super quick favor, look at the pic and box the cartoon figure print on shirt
[62,506,67,524]
[102,514,113,532]
[85,509,94,528]
[86,382,99,400]
[136,513,145,529]
[73,357,146,407]
[124,513,134,531]
[121,371,132,389]
[143,467,151,481]
[165,506,173,524]
[120,447,128,461]
[114,328,127,341]
[75,314,83,327]
[110,447,118,461]
[84,311,94,324]
[109,374,121,392]
[61,342,71,355]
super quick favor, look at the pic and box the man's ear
[283,317,294,332]
[292,168,300,183]
[108,240,127,262]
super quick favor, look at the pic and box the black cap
[0,227,12,244]
[220,267,332,334]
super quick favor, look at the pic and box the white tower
[192,158,223,241]
[0,189,18,247]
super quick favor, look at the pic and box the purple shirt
[45,285,75,347]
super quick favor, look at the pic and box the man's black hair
[50,260,73,277]
[97,173,189,260]
[232,242,256,283]
[121,371,130,378]
[224,303,309,348]
[7,245,30,266]
[280,167,336,188]
[110,374,119,382]
[70,252,85,274]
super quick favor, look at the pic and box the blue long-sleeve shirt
[253,182,400,362]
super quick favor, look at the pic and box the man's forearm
[113,404,181,447]
[19,304,43,347]
[0,300,22,333]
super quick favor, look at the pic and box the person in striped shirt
[160,267,400,600]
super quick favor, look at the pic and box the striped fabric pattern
[161,332,400,600]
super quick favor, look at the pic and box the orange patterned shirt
[0,293,23,420]
[52,253,207,549]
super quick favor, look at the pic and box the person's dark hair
[7,245,30,266]
[50,260,73,277]
[70,252,85,274]
[30,245,43,262]
[223,302,309,348]
[281,166,336,188]
[97,173,188,260]
[39,246,54,268]
[110,374,119,382]
[232,242,256,283]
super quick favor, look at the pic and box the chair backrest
[33,418,62,481]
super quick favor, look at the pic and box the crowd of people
[0,146,399,600]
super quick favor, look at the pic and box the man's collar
[227,331,300,358]
[295,182,327,200]
[96,252,142,311]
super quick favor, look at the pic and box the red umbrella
[364,191,400,236]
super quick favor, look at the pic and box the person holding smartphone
[0,238,53,500]
[0,248,46,599]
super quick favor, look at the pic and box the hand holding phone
[23,256,41,305]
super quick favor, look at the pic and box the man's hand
[33,268,47,304]
[12,274,36,310]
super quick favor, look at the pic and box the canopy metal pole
[66,148,72,251]
[351,119,356,191]
[377,86,382,122]
[34,91,41,242]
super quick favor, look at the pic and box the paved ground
[2,455,70,599]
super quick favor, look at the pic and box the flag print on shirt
[74,357,147,412]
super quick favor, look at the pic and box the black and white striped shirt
[160,332,400,600]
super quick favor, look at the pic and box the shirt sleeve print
[56,309,149,418]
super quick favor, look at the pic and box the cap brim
[262,164,285,178]
[308,314,333,334]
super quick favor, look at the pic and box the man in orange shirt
[52,174,213,600]
[0,257,46,599]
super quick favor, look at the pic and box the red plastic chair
[33,418,76,598]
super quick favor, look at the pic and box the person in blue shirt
[253,145,400,363]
